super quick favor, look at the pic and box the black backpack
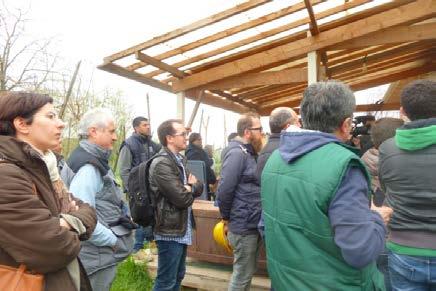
[127,155,160,227]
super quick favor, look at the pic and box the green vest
[261,142,385,291]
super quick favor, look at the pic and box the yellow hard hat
[213,220,232,253]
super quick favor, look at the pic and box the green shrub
[111,257,154,291]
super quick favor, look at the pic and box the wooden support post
[186,90,204,129]
[177,92,185,123]
[146,93,151,124]
[307,51,318,85]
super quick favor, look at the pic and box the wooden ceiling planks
[100,0,436,115]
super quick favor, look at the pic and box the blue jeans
[377,248,392,291]
[133,226,154,252]
[153,240,187,291]
[388,251,436,291]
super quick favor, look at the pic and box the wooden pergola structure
[99,0,436,116]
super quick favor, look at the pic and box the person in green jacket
[379,79,436,290]
[261,80,392,291]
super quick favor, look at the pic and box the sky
[5,0,392,148]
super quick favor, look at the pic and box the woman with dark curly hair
[0,91,97,291]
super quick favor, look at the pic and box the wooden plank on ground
[147,255,270,291]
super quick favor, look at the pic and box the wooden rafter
[179,68,307,91]
[135,52,188,78]
[100,0,436,116]
[171,0,435,92]
[98,63,173,93]
[176,0,411,77]
[127,0,324,73]
[144,0,372,80]
[103,0,271,63]
[332,22,436,50]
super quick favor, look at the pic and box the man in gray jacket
[217,112,263,291]
[63,108,134,291]
[379,80,436,290]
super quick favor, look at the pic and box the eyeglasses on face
[249,127,263,132]
[173,131,188,137]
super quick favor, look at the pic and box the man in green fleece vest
[379,79,436,290]
[261,81,393,290]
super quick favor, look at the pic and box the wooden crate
[188,200,267,270]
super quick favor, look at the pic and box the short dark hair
[157,119,182,147]
[401,80,436,121]
[301,80,355,133]
[189,132,202,144]
[227,132,237,142]
[0,91,53,136]
[269,108,295,133]
[132,116,148,128]
[237,112,260,137]
[371,117,404,149]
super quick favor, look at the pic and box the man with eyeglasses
[149,119,203,291]
[216,112,264,291]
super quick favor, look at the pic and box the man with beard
[216,112,263,291]
[118,116,161,252]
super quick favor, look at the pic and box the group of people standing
[216,79,436,291]
[0,78,434,291]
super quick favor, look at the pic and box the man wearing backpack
[216,112,264,291]
[62,108,134,291]
[149,119,203,291]
[118,116,161,252]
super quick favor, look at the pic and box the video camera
[351,115,375,137]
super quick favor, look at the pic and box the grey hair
[300,80,355,133]
[269,107,296,133]
[77,108,114,139]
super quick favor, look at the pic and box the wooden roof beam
[185,90,250,114]
[171,0,435,92]
[183,0,407,77]
[144,0,373,79]
[331,22,436,50]
[304,0,331,78]
[135,51,188,78]
[103,0,271,63]
[208,90,259,111]
[98,63,173,93]
[330,42,433,76]
[127,0,324,73]
[184,68,307,91]
[348,60,436,91]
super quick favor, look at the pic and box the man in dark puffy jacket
[118,116,161,252]
[216,112,264,291]
[186,132,216,196]
[379,80,436,290]
[149,119,203,291]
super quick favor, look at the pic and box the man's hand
[188,173,198,185]
[371,203,393,224]
[68,199,79,212]
[223,220,229,236]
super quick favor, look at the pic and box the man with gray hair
[256,107,300,180]
[62,108,134,291]
[261,81,392,290]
